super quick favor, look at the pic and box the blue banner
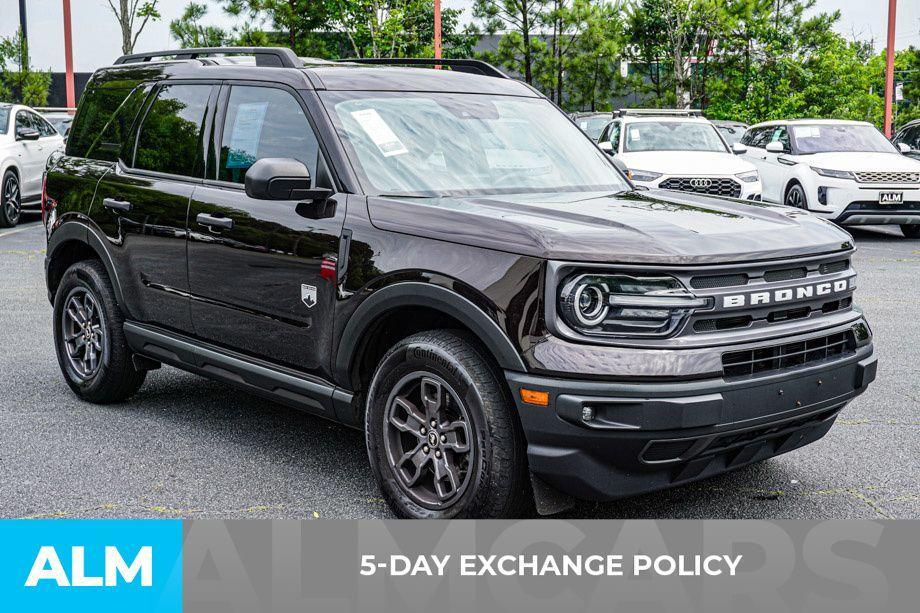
[0,520,182,612]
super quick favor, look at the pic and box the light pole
[63,0,75,110]
[884,0,897,137]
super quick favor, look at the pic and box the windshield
[790,124,897,154]
[0,107,9,134]
[623,121,727,153]
[321,92,628,197]
[716,125,745,145]
[576,116,610,140]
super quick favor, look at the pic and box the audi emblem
[689,178,713,188]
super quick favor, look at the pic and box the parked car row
[0,103,71,227]
[579,109,920,239]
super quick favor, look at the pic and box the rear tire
[365,330,531,519]
[902,224,920,239]
[1,170,21,228]
[53,260,146,403]
[784,183,808,210]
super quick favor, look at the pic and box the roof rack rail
[343,58,508,79]
[613,108,703,118]
[114,47,303,68]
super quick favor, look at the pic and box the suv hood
[617,151,757,175]
[367,190,852,264]
[800,151,920,172]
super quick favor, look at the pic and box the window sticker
[630,128,641,141]
[350,108,408,157]
[580,121,588,129]
[226,102,268,168]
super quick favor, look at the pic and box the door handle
[103,198,132,212]
[196,213,233,230]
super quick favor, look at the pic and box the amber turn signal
[519,388,549,406]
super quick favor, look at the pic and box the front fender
[333,281,528,385]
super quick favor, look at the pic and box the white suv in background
[741,119,920,238]
[597,110,762,200]
[1,103,66,227]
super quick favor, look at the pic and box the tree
[222,0,334,57]
[473,0,549,85]
[0,31,51,107]
[170,2,231,48]
[104,0,161,55]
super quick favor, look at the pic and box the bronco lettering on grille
[722,278,853,308]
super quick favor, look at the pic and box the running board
[123,321,355,425]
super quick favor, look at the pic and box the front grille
[722,332,854,378]
[660,177,742,197]
[694,315,752,333]
[690,273,748,289]
[854,171,920,183]
[763,267,807,282]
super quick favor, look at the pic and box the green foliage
[0,31,51,107]
[170,2,232,48]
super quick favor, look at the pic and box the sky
[0,0,918,73]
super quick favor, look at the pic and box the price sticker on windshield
[351,109,409,157]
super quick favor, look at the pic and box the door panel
[15,111,44,195]
[88,82,214,334]
[187,83,343,378]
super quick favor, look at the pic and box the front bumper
[505,343,876,501]
[804,177,920,224]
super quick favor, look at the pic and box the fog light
[818,186,828,205]
[582,406,595,421]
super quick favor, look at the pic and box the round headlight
[572,282,609,326]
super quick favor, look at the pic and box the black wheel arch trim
[334,281,528,385]
[45,220,128,312]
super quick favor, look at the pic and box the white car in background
[740,119,920,238]
[597,110,763,200]
[1,103,66,227]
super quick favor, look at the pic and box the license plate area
[879,191,903,204]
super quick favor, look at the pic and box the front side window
[790,124,898,154]
[322,91,628,197]
[608,122,621,149]
[134,84,211,177]
[217,86,318,184]
[623,121,728,153]
[15,111,34,135]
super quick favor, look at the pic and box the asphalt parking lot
[1,216,917,519]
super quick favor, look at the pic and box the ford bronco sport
[43,48,876,519]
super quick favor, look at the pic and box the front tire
[365,330,531,519]
[1,170,21,228]
[784,183,808,210]
[53,259,146,403]
[902,224,920,239]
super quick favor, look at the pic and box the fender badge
[301,284,317,309]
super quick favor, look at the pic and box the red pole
[63,0,76,111]
[434,0,442,60]
[883,0,897,137]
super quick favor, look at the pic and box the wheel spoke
[395,443,429,487]
[439,420,471,453]
[432,456,460,501]
[388,397,426,437]
[420,377,443,421]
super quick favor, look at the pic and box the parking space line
[0,225,40,239]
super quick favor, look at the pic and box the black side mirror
[17,128,40,141]
[244,158,330,201]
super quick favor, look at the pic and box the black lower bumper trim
[505,345,875,501]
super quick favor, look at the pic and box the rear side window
[67,86,137,158]
[217,85,318,184]
[86,85,151,162]
[0,107,9,134]
[133,84,211,177]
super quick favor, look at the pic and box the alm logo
[25,545,153,587]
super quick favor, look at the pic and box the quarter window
[217,86,318,184]
[134,84,211,177]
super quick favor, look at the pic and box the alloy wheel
[3,175,20,225]
[383,372,474,509]
[785,186,805,209]
[61,288,106,380]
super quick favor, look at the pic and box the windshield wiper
[377,193,436,199]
